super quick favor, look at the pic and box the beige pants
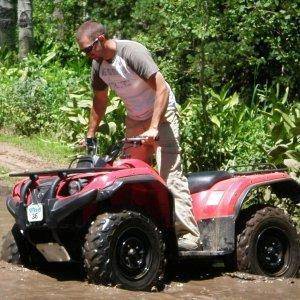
[125,109,200,242]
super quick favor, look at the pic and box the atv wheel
[1,224,47,268]
[83,211,166,291]
[237,206,299,277]
[1,224,30,265]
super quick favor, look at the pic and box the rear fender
[192,172,295,220]
[235,177,300,217]
[192,172,298,253]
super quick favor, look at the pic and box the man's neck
[103,39,117,61]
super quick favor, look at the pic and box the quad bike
[1,137,299,291]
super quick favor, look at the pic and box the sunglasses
[82,37,99,54]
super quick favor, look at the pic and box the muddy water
[0,183,299,299]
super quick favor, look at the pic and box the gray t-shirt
[91,40,176,120]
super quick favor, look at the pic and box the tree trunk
[53,0,65,41]
[0,0,15,49]
[18,0,33,59]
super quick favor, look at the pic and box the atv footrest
[178,250,231,258]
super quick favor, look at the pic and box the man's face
[78,35,103,61]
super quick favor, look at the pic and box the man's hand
[76,138,87,149]
[140,128,159,144]
[76,137,96,149]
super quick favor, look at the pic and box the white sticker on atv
[206,191,224,206]
[27,203,43,222]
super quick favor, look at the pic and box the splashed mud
[0,142,299,299]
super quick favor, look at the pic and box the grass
[0,166,15,186]
[0,133,78,165]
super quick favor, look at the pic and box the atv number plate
[27,203,43,222]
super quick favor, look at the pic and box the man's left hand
[140,128,159,144]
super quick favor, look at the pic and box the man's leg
[156,109,200,248]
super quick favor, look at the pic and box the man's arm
[141,71,169,139]
[87,89,108,138]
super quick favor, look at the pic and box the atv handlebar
[122,136,159,145]
[87,136,159,159]
[109,136,159,162]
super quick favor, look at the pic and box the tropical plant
[260,87,300,169]
[180,85,272,172]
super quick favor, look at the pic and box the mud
[0,142,299,299]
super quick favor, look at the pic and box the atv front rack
[9,167,127,210]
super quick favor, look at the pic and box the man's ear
[98,34,105,42]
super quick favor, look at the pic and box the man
[76,21,200,250]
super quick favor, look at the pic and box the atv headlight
[68,179,88,195]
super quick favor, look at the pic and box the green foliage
[60,89,125,154]
[0,52,125,157]
[0,52,90,137]
[27,0,300,101]
[258,86,300,168]
[180,85,272,172]
[0,0,299,172]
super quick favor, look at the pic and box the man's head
[76,21,107,61]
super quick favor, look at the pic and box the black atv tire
[236,206,299,277]
[1,224,47,269]
[83,211,166,291]
[1,224,31,265]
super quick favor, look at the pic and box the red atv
[1,137,299,290]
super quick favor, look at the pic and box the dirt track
[0,141,299,299]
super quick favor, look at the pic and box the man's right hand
[77,137,97,149]
[78,138,87,148]
[86,137,97,148]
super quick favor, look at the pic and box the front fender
[47,189,98,227]
[106,175,175,228]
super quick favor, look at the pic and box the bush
[180,85,272,172]
[1,0,299,171]
[0,52,125,156]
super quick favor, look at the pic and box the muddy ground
[0,141,299,299]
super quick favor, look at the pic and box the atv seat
[187,171,233,194]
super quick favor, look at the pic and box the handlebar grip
[86,137,97,147]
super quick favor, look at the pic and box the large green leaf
[68,116,78,123]
[210,115,221,128]
[108,122,117,134]
[283,159,300,170]
[275,109,295,128]
[227,92,239,107]
[271,124,284,140]
[77,100,91,108]
[268,144,288,157]
[99,123,109,135]
[60,106,72,112]
[69,93,83,99]
[77,114,88,125]
[41,52,57,66]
